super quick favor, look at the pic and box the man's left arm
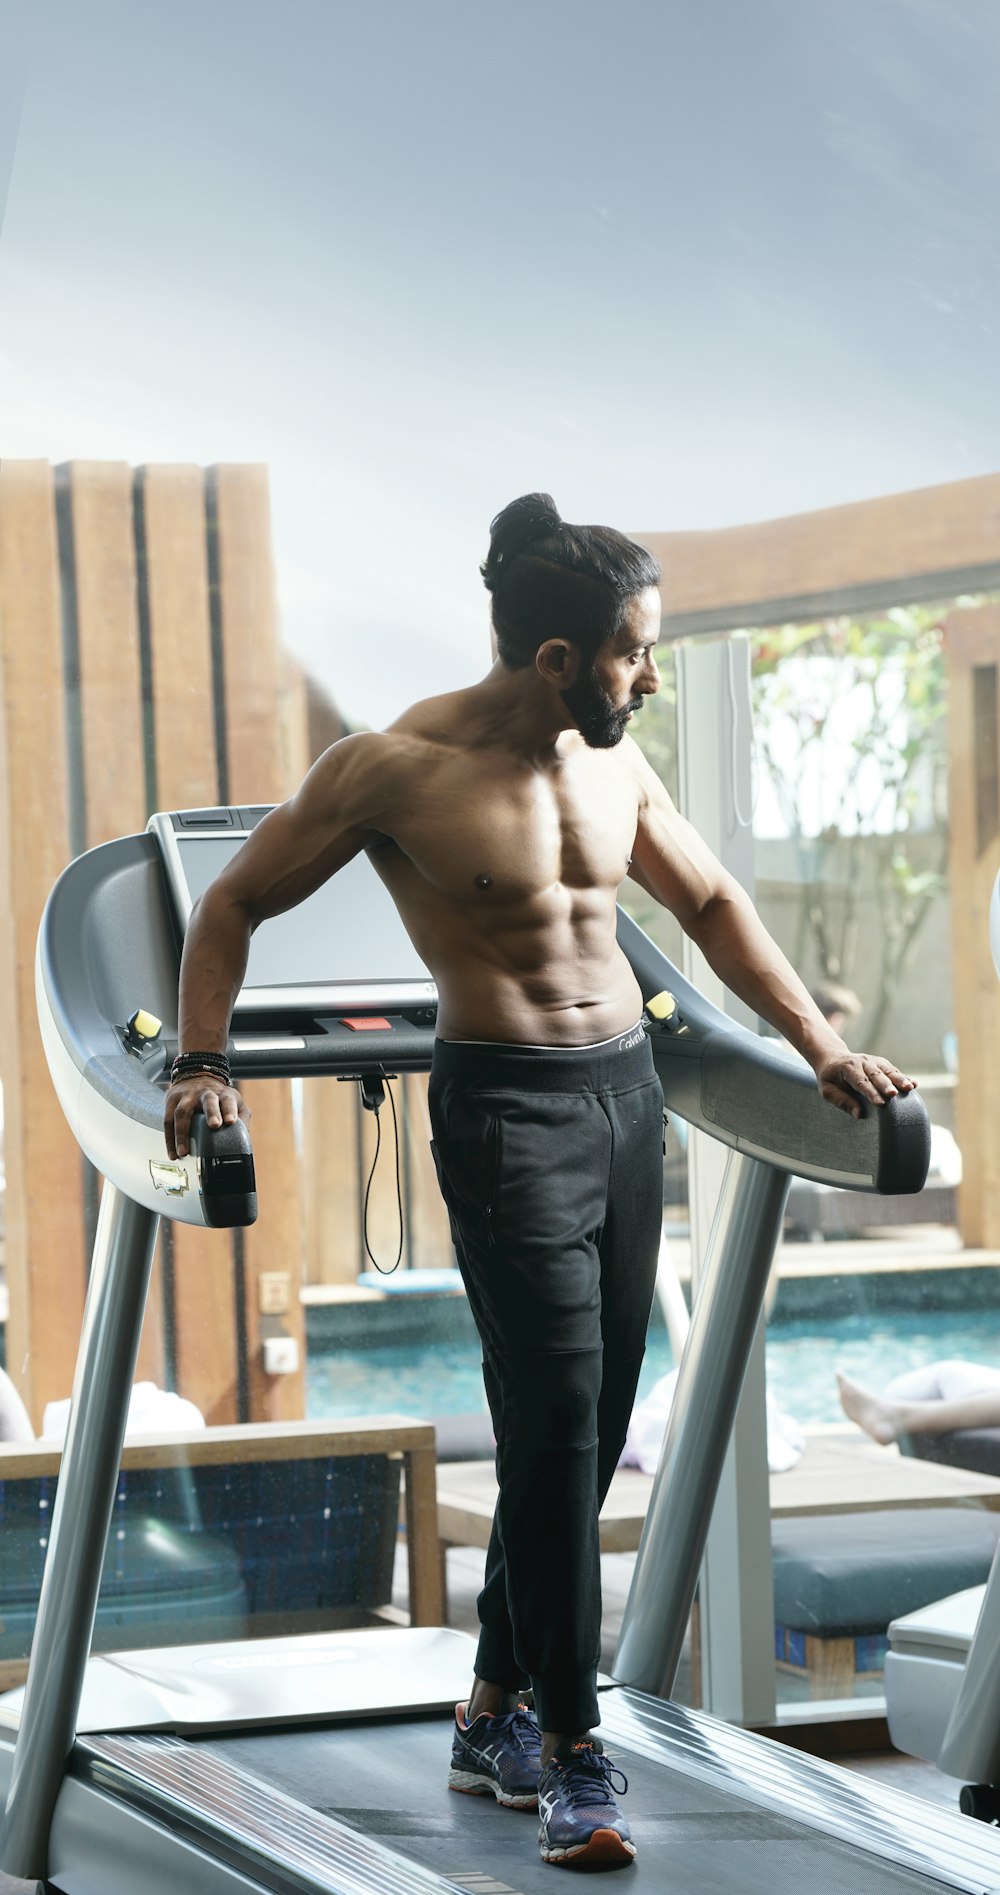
[626,743,916,1119]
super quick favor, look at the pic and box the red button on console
[341,1016,392,1031]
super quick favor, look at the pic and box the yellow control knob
[130,1008,162,1041]
[646,991,677,1021]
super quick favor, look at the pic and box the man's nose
[642,657,661,695]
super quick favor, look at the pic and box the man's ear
[536,640,582,687]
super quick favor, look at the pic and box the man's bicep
[207,743,380,924]
[629,773,730,929]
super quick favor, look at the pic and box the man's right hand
[164,1075,250,1161]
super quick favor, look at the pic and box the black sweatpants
[428,1030,664,1734]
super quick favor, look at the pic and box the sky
[1,0,999,724]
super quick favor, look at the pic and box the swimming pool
[306,1307,1000,1430]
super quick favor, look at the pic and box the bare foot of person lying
[836,1369,901,1445]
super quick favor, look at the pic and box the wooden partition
[0,463,89,1418]
[0,460,305,1427]
[946,605,1000,1246]
[300,1070,454,1285]
[639,472,1000,637]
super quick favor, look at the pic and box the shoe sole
[540,1827,636,1870]
[448,1767,538,1809]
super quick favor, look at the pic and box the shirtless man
[164,493,915,1871]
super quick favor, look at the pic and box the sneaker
[537,1739,635,1869]
[448,1700,542,1809]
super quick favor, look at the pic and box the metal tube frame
[1,1184,159,1882]
[938,1541,1000,1783]
[613,1150,790,1698]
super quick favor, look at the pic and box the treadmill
[883,867,1000,1827]
[2,805,998,1895]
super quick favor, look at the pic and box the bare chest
[387,752,639,901]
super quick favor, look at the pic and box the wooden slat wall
[66,461,165,1385]
[300,1076,455,1283]
[301,1082,361,1283]
[946,605,1000,1247]
[69,463,147,846]
[211,464,306,1419]
[0,463,88,1425]
[402,1075,453,1269]
[0,458,317,1428]
[141,462,236,1421]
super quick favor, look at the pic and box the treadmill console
[148,808,439,1080]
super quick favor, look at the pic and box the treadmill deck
[72,1689,1000,1895]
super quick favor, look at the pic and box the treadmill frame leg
[613,1151,789,1699]
[1,1183,159,1883]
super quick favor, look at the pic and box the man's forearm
[177,891,253,1055]
[686,887,847,1071]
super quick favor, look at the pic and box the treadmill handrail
[37,832,930,1212]
[616,909,929,1194]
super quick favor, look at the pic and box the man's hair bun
[481,493,562,591]
[479,490,660,670]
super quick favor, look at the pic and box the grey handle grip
[188,1111,258,1227]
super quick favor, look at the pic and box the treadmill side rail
[1,1187,158,1885]
[939,1539,1000,1782]
[613,1152,790,1697]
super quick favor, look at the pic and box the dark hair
[481,492,661,669]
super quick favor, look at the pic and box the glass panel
[0,1447,400,1675]
[749,599,1000,1717]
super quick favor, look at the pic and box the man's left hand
[815,1053,917,1120]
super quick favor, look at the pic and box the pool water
[306,1308,1000,1429]
[767,1311,1000,1426]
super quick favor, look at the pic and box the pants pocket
[430,1109,502,1246]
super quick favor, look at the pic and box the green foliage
[620,647,683,954]
[629,644,679,801]
[750,606,951,1043]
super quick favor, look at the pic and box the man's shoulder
[387,687,477,752]
[306,698,470,800]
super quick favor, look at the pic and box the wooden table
[0,1415,444,1692]
[437,1427,1000,1562]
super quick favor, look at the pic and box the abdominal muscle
[377,857,645,1046]
[434,970,645,1047]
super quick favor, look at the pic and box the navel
[475,873,493,891]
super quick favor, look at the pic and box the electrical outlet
[259,1271,291,1315]
[262,1334,299,1376]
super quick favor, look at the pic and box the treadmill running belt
[203,1716,966,1895]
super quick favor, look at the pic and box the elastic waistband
[431,1025,654,1094]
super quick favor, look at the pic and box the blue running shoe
[537,1739,635,1869]
[449,1700,542,1809]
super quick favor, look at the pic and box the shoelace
[549,1747,628,1806]
[503,1705,543,1756]
[472,1704,542,1756]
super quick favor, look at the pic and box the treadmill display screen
[172,833,431,990]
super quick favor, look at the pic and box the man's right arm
[164,734,390,1159]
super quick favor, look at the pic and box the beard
[560,667,642,750]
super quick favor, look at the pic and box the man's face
[561,587,661,749]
